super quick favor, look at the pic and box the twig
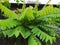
[43,0,51,8]
[34,0,39,11]
[22,0,26,10]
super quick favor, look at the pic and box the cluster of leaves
[0,0,10,8]
[0,1,60,45]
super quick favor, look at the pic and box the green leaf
[0,3,18,19]
[3,27,20,38]
[38,6,60,17]
[19,26,31,39]
[38,25,57,37]
[32,28,56,44]
[0,19,20,30]
[25,6,35,21]
[19,6,35,21]
[28,35,41,45]
[3,2,11,8]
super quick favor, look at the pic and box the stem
[34,0,39,11]
[22,0,26,10]
[43,0,51,8]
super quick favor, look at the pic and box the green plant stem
[22,0,26,10]
[34,0,39,11]
[43,0,51,8]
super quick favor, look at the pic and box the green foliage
[38,6,60,17]
[19,6,35,21]
[3,26,20,37]
[19,26,31,39]
[28,35,41,45]
[0,19,20,30]
[0,2,60,45]
[32,28,56,44]
[0,3,18,19]
[0,0,9,2]
[3,2,11,8]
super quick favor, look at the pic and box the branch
[43,0,51,8]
